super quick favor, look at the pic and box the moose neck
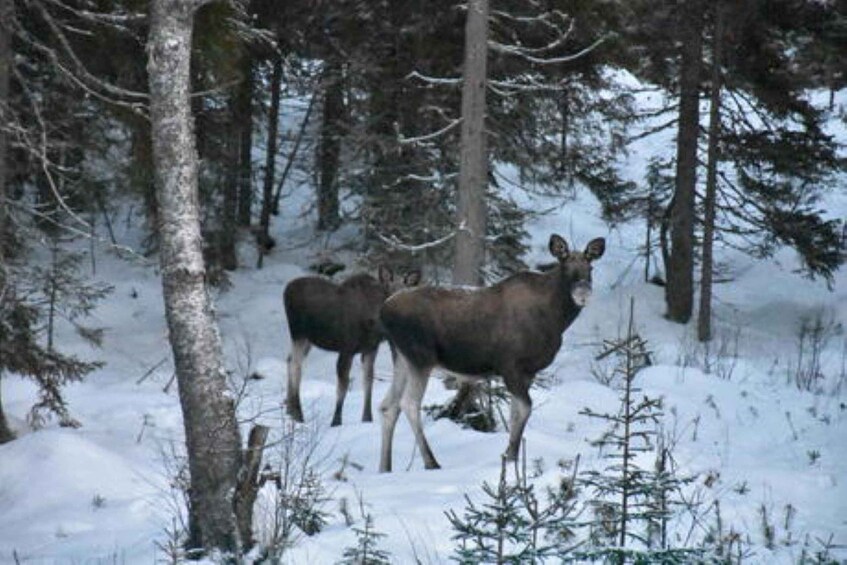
[549,262,583,331]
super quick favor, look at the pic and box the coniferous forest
[0,0,846,562]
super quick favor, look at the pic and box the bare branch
[398,118,463,145]
[41,0,146,28]
[7,198,153,265]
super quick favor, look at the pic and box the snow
[1,92,845,563]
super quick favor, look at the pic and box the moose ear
[549,234,569,260]
[404,270,422,287]
[584,237,606,261]
[378,265,394,285]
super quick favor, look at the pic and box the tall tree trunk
[448,0,490,429]
[317,58,343,232]
[698,1,725,342]
[665,0,705,323]
[453,0,489,286]
[237,55,254,227]
[257,55,282,268]
[219,118,239,271]
[147,0,243,554]
[0,0,14,444]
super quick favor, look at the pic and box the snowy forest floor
[1,94,846,563]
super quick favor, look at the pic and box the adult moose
[284,266,421,426]
[378,234,605,471]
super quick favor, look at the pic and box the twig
[272,90,317,215]
[163,373,177,394]
[136,357,169,385]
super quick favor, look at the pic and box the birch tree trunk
[147,0,243,554]
[453,0,489,286]
[665,0,704,324]
[0,0,14,444]
[698,1,725,342]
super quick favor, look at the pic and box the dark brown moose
[284,266,421,426]
[378,234,605,471]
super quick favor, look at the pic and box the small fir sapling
[446,452,583,563]
[575,298,701,563]
[337,513,391,565]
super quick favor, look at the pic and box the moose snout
[571,281,592,307]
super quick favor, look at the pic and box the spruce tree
[576,299,699,563]
[338,513,392,565]
[446,456,583,563]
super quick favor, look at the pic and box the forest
[0,0,846,562]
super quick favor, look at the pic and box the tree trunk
[698,1,725,343]
[449,0,490,426]
[147,0,243,554]
[257,56,282,267]
[0,0,14,444]
[233,424,269,547]
[453,0,489,286]
[219,106,239,271]
[665,0,705,324]
[237,55,254,227]
[317,58,343,232]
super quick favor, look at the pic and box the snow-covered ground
[1,93,845,563]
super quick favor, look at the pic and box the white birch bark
[147,0,242,554]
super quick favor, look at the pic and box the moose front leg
[503,375,532,462]
[331,352,354,427]
[360,349,377,422]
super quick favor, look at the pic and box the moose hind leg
[360,349,377,423]
[379,351,408,472]
[503,375,532,462]
[400,363,440,470]
[331,352,354,427]
[286,339,311,423]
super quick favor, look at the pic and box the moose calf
[283,266,420,426]
[378,234,605,471]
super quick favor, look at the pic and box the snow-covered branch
[398,118,463,145]
[405,172,459,183]
[375,230,457,253]
[488,34,608,66]
[487,77,565,95]
[407,70,462,87]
